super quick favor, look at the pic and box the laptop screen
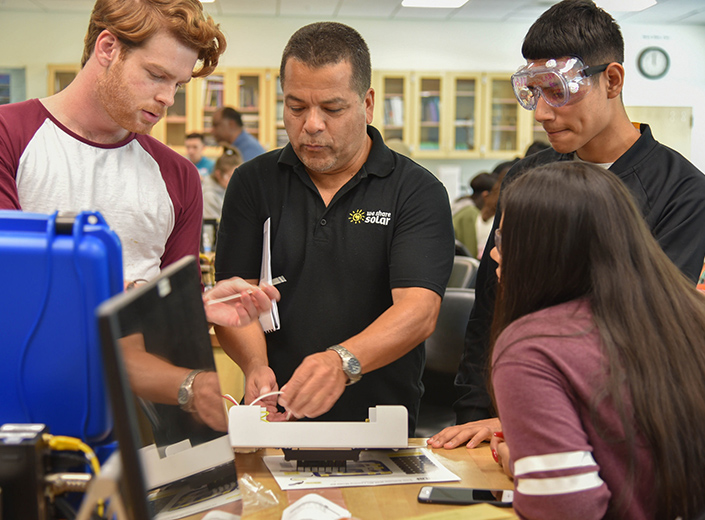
[97,256,241,519]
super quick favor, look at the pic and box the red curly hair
[82,0,226,78]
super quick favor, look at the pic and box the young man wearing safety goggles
[430,0,705,448]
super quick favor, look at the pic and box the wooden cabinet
[199,71,227,146]
[389,71,543,159]
[265,71,288,150]
[231,69,268,148]
[448,73,482,157]
[372,71,413,146]
[46,64,545,159]
[152,68,270,155]
[482,74,520,157]
[480,74,547,158]
[413,73,445,157]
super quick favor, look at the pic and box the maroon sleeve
[0,100,45,209]
[492,325,610,520]
[136,135,202,272]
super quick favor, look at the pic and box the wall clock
[637,46,670,80]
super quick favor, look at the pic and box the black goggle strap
[582,63,610,78]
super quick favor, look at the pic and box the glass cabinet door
[486,75,520,156]
[274,75,288,148]
[382,76,407,142]
[236,72,263,145]
[164,86,187,147]
[450,75,480,154]
[202,72,225,147]
[417,75,443,154]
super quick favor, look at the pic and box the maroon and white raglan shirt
[492,299,655,520]
[0,99,202,282]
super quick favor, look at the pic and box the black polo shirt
[455,123,705,424]
[216,125,455,433]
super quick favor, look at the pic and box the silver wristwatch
[178,369,204,412]
[327,345,362,385]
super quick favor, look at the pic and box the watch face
[346,358,362,376]
[178,386,189,405]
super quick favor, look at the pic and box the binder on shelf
[204,80,224,108]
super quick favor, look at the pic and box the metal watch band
[178,369,204,412]
[326,344,362,386]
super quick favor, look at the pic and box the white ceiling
[1,0,704,25]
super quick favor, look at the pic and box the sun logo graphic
[349,209,366,224]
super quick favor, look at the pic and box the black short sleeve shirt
[216,126,455,431]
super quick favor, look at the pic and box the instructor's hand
[203,278,279,328]
[278,350,348,419]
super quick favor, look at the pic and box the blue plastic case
[0,210,123,443]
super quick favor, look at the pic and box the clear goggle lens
[511,57,609,110]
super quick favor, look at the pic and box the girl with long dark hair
[490,162,705,519]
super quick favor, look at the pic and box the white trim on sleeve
[514,450,597,476]
[517,471,604,496]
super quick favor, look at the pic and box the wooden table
[231,439,514,519]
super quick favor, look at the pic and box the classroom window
[0,68,26,105]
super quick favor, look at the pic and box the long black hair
[492,162,705,519]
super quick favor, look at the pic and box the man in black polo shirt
[428,0,705,451]
[214,22,454,434]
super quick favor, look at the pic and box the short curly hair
[82,0,226,78]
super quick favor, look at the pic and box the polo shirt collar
[278,125,395,179]
[609,123,652,176]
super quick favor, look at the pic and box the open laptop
[96,256,241,520]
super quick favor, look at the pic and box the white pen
[205,275,286,305]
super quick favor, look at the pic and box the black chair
[416,288,476,438]
[454,239,472,257]
[447,255,480,289]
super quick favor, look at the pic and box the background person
[203,144,242,220]
[430,0,705,451]
[450,171,495,216]
[185,131,215,177]
[452,172,498,257]
[214,21,454,433]
[487,162,705,520]
[210,106,266,162]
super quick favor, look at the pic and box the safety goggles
[511,57,610,110]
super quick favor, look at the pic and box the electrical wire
[43,433,104,516]
[249,390,284,406]
[43,434,100,476]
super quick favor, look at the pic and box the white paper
[258,217,280,333]
[264,447,460,491]
[281,493,351,520]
